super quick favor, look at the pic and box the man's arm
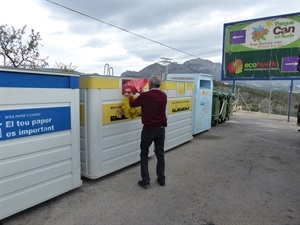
[129,94,143,107]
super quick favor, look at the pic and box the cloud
[82,38,109,48]
[1,0,299,75]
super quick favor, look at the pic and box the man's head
[148,75,161,89]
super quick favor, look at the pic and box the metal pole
[268,87,272,116]
[232,79,235,94]
[160,57,172,81]
[287,80,293,122]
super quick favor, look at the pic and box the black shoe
[138,180,150,189]
[157,179,165,186]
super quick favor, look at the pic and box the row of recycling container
[211,91,235,127]
[0,68,234,220]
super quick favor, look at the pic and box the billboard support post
[268,87,272,117]
[288,80,294,122]
[232,79,235,94]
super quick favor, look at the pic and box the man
[129,75,167,189]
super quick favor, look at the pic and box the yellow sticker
[202,90,211,95]
[102,103,128,124]
[177,82,185,94]
[168,98,192,114]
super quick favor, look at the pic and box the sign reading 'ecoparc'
[222,13,300,80]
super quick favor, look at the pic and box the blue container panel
[0,70,79,89]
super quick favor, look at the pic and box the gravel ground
[1,111,300,225]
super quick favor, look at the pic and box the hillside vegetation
[213,80,299,117]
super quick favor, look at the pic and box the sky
[0,0,299,76]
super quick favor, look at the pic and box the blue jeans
[140,127,165,183]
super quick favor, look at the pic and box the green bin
[218,92,228,124]
[225,93,235,120]
[211,91,221,126]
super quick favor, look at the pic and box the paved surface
[1,111,300,225]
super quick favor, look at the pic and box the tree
[54,61,77,73]
[259,98,271,113]
[0,24,48,69]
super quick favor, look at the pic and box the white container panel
[0,88,72,106]
[167,124,192,141]
[102,120,142,136]
[101,152,140,176]
[1,161,72,196]
[1,131,71,159]
[0,68,81,220]
[162,81,194,151]
[168,111,193,123]
[102,129,141,148]
[2,175,73,219]
[1,146,71,178]
[166,134,193,150]
[102,140,140,161]
[168,119,192,134]
[170,126,192,139]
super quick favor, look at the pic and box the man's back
[129,89,167,128]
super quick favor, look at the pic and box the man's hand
[123,92,134,97]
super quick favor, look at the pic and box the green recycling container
[218,92,228,124]
[226,93,235,120]
[211,91,221,127]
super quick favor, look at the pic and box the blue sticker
[0,107,71,141]
[0,71,79,89]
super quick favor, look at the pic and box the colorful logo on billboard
[227,59,243,74]
[251,25,269,42]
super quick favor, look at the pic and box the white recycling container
[161,80,194,151]
[79,75,154,179]
[0,68,82,220]
[167,73,213,134]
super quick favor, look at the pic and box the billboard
[222,13,300,80]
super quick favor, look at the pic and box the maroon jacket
[129,88,167,128]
